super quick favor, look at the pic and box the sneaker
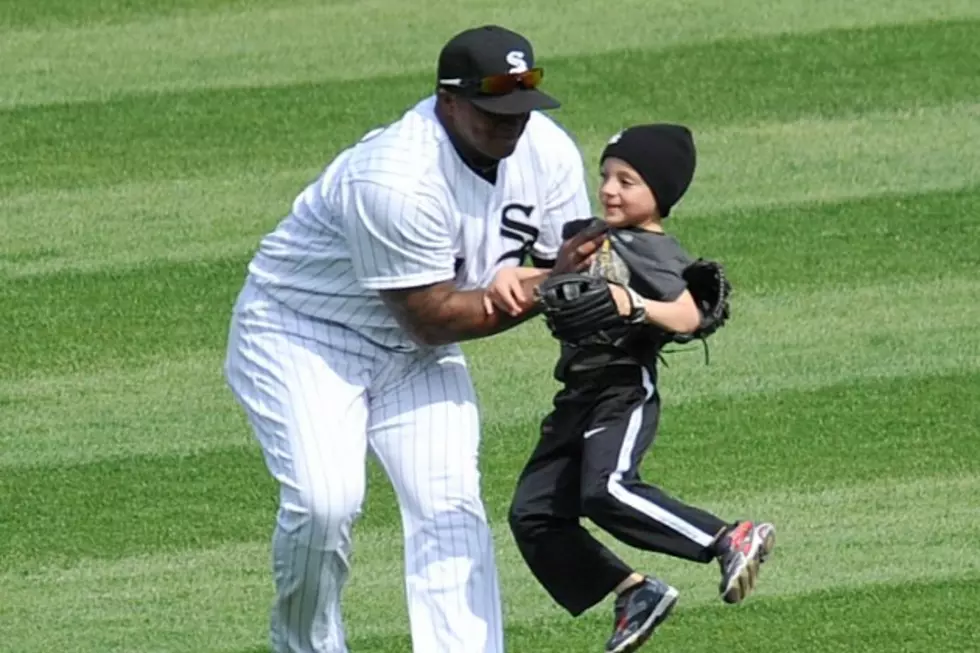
[716,521,776,604]
[605,577,679,653]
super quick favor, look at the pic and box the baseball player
[222,24,605,653]
[486,124,776,653]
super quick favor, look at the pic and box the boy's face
[598,158,658,228]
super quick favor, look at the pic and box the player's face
[599,158,658,228]
[450,96,530,160]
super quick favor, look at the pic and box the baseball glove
[670,258,732,345]
[535,273,629,346]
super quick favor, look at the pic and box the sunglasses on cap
[439,68,544,96]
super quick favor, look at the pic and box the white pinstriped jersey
[247,96,591,352]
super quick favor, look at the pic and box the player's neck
[435,103,499,184]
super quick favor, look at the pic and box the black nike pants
[508,365,729,616]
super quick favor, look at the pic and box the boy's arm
[610,285,701,334]
[513,267,552,283]
[482,266,552,317]
[606,232,701,335]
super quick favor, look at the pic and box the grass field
[2,1,980,652]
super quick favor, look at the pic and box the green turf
[344,578,980,653]
[3,0,979,107]
[3,473,977,651]
[5,20,979,192]
[0,0,294,28]
[4,367,977,571]
[2,0,978,651]
[4,187,977,379]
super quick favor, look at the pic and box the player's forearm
[381,283,540,347]
[444,288,542,343]
[420,271,553,344]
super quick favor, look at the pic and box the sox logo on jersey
[455,202,538,276]
[497,202,538,265]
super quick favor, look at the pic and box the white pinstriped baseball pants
[223,281,503,653]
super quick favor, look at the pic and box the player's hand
[552,222,608,274]
[608,283,633,317]
[483,267,533,317]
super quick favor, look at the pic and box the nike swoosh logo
[584,426,606,439]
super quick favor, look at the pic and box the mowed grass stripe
[4,106,980,279]
[3,186,977,378]
[0,0,298,28]
[682,103,980,215]
[3,370,978,570]
[2,275,978,469]
[350,575,980,653]
[5,21,980,192]
[0,172,305,278]
[2,474,976,652]
[4,272,978,471]
[535,577,980,653]
[4,0,978,106]
[2,257,245,378]
[653,578,980,653]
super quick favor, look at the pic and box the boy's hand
[483,267,537,317]
[608,284,633,317]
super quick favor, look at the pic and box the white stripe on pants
[607,367,717,548]
[223,280,503,653]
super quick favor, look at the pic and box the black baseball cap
[436,25,560,115]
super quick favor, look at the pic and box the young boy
[484,124,775,653]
